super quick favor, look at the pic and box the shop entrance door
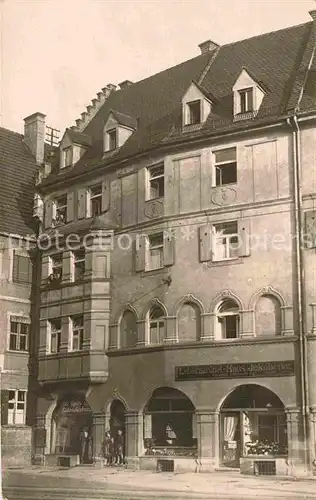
[220,412,241,468]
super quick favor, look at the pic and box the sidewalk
[3,465,316,499]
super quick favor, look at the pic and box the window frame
[212,221,239,262]
[49,319,61,354]
[50,254,63,282]
[8,389,27,425]
[239,88,254,114]
[73,249,85,281]
[216,301,240,340]
[107,128,117,151]
[146,232,164,271]
[89,184,102,217]
[187,100,201,125]
[71,315,84,351]
[12,252,32,285]
[148,306,165,344]
[54,194,68,225]
[146,164,165,201]
[63,146,73,168]
[9,316,29,352]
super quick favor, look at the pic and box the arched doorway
[143,387,197,456]
[51,396,93,464]
[220,385,287,468]
[110,400,126,458]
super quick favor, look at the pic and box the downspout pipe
[286,114,310,472]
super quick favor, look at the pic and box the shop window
[120,310,138,348]
[255,295,281,336]
[177,303,201,342]
[216,299,240,339]
[8,390,26,425]
[9,316,29,351]
[144,387,196,454]
[148,305,165,344]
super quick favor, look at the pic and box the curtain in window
[223,415,238,441]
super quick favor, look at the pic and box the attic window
[239,88,253,113]
[107,129,117,150]
[63,147,72,168]
[187,100,201,125]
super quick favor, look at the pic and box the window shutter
[101,180,110,213]
[12,253,32,284]
[135,237,145,272]
[144,414,152,439]
[77,189,87,220]
[1,390,9,425]
[199,225,212,262]
[67,192,75,222]
[44,200,53,229]
[163,229,175,267]
[305,211,316,249]
[238,219,251,257]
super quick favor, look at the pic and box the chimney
[309,10,316,21]
[119,80,133,90]
[23,112,46,164]
[198,40,220,55]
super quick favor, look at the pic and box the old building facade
[32,12,316,476]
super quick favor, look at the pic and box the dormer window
[233,68,266,120]
[188,100,201,124]
[182,82,212,127]
[108,129,117,150]
[239,88,253,113]
[63,147,72,168]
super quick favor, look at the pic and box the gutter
[287,114,310,472]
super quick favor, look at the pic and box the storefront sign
[175,361,295,381]
[61,400,91,413]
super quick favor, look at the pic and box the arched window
[178,303,201,342]
[120,310,138,348]
[216,299,240,339]
[255,295,281,336]
[148,305,165,344]
[144,387,196,452]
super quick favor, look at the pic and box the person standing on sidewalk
[102,431,114,466]
[114,429,124,465]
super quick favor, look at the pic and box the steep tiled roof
[40,21,316,188]
[66,129,92,147]
[0,127,37,237]
[110,110,138,129]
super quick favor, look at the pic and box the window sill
[142,267,166,276]
[145,197,164,203]
[6,350,29,355]
[207,258,243,268]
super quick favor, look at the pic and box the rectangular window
[54,195,67,225]
[147,164,164,200]
[12,252,32,285]
[73,250,85,281]
[213,222,239,261]
[146,233,164,271]
[149,319,164,344]
[8,390,27,425]
[90,184,102,217]
[214,148,237,186]
[9,317,29,351]
[239,88,254,113]
[63,147,72,168]
[71,315,84,351]
[187,100,201,124]
[50,254,63,281]
[49,319,61,353]
[108,129,117,150]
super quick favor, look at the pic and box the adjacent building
[26,11,316,475]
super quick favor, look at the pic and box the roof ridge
[220,20,312,49]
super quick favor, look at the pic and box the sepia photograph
[1,0,316,498]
